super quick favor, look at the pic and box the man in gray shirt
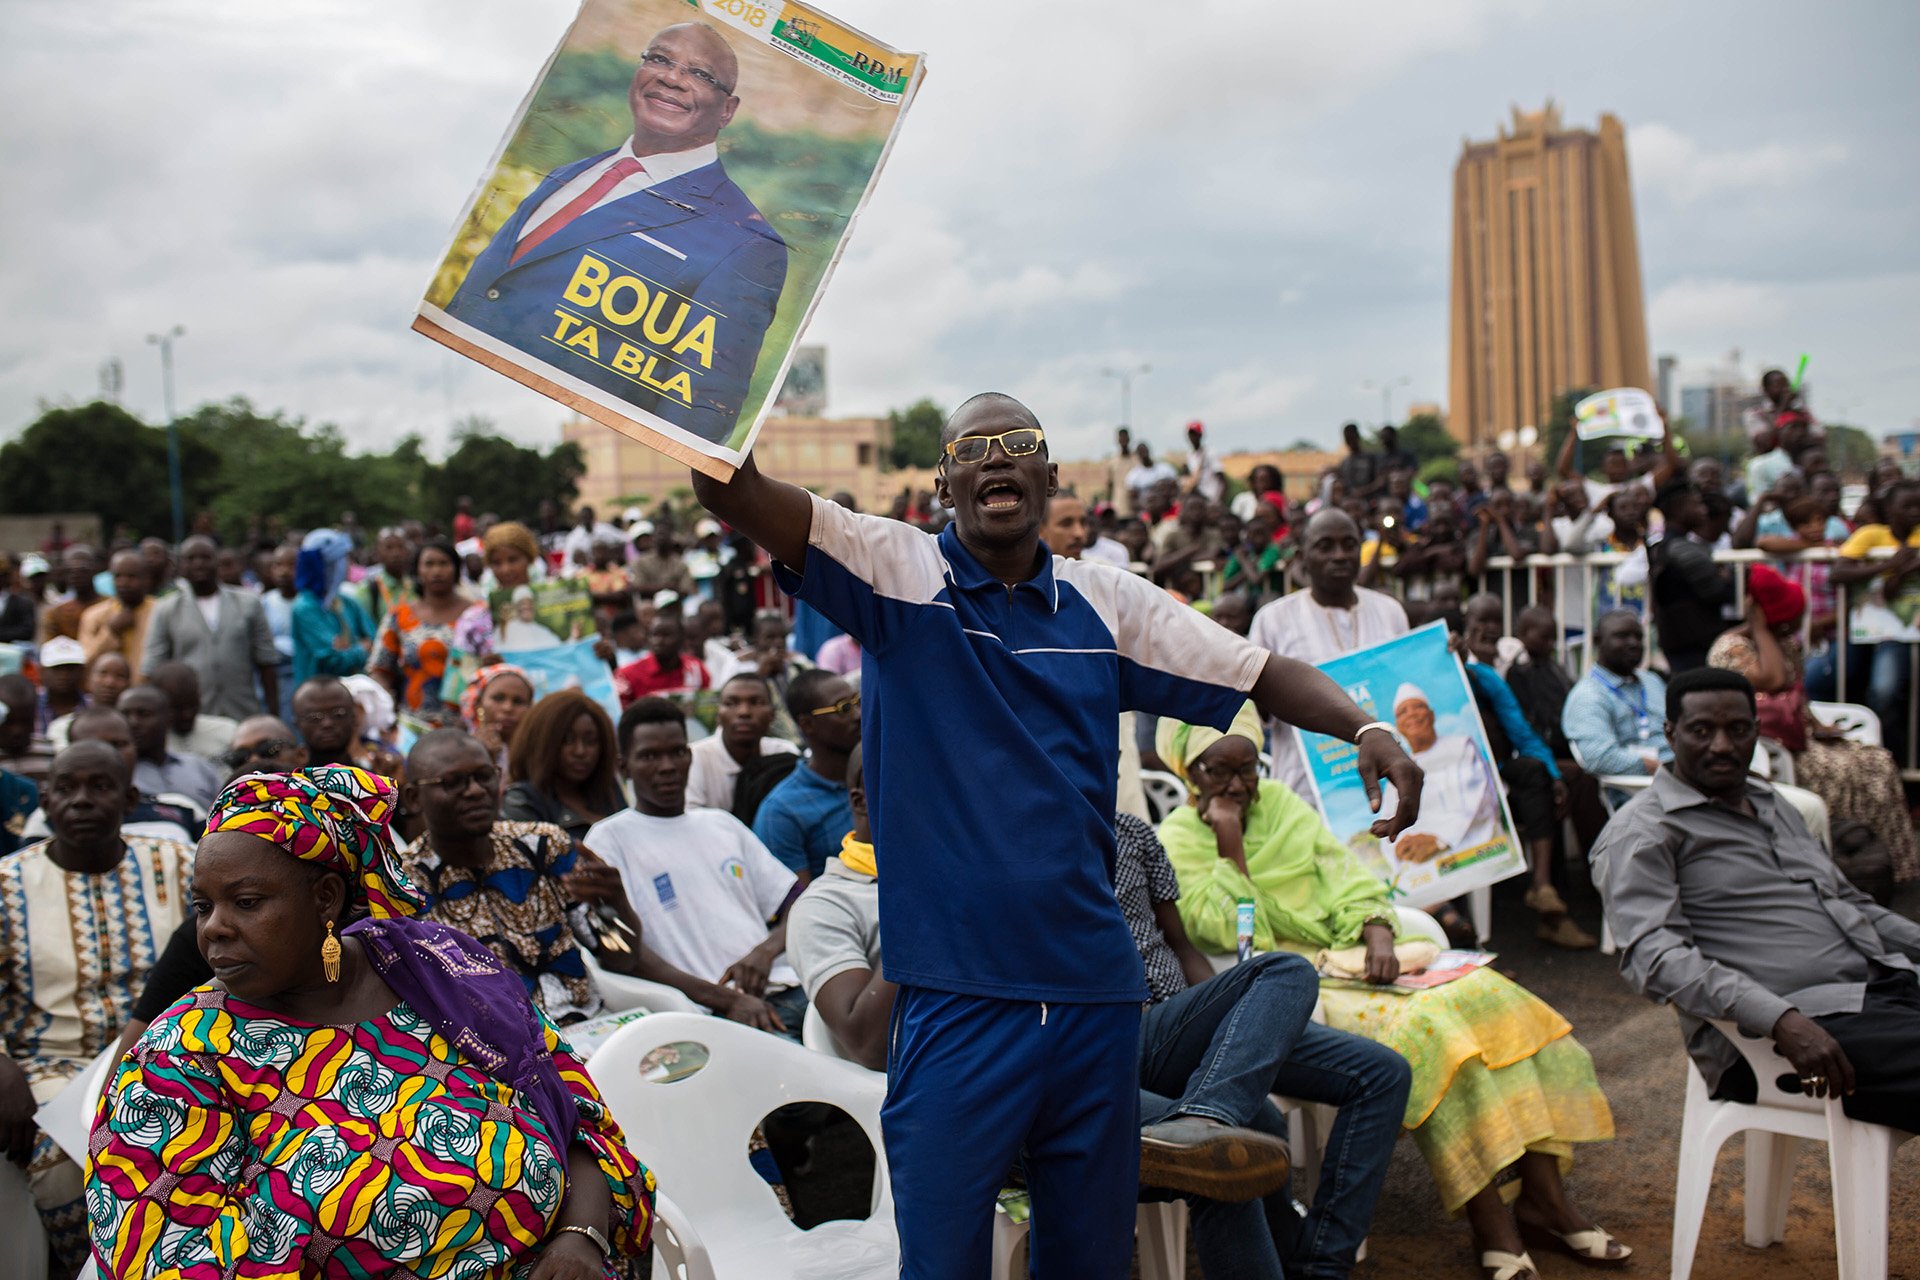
[1592,667,1920,1130]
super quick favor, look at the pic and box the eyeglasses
[1192,760,1260,786]
[219,739,299,770]
[805,694,861,718]
[414,767,500,795]
[942,428,1047,466]
[639,50,734,95]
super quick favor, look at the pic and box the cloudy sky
[4,0,1915,463]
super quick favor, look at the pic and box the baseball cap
[40,636,86,667]
[695,518,721,538]
[18,553,50,578]
[629,520,656,540]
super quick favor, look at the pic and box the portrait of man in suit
[447,22,788,444]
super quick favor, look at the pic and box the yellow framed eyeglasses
[942,427,1047,465]
[805,694,861,717]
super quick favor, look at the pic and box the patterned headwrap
[461,662,533,732]
[204,765,425,918]
[1155,701,1266,791]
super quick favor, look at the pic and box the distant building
[1678,379,1756,439]
[1656,355,1677,412]
[565,413,894,513]
[1447,103,1652,449]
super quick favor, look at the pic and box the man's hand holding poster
[417,0,924,476]
[1293,622,1526,908]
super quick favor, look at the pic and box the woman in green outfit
[1155,707,1630,1280]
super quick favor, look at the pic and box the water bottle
[1236,898,1255,963]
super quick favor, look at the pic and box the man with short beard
[142,535,279,720]
[0,741,193,1276]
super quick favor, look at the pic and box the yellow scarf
[838,831,877,878]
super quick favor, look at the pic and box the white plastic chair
[1810,700,1882,746]
[0,1157,48,1280]
[650,1188,717,1280]
[587,1011,897,1278]
[582,950,706,1016]
[800,1000,855,1064]
[1671,1018,1914,1280]
[1139,771,1188,825]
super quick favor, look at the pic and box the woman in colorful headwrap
[1709,565,1917,882]
[464,661,536,772]
[1155,709,1627,1280]
[454,521,543,660]
[87,765,655,1280]
[290,528,375,685]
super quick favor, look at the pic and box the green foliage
[425,426,585,524]
[1417,457,1459,487]
[1823,424,1879,474]
[1,399,583,543]
[0,402,219,541]
[887,398,946,470]
[1393,413,1458,466]
[1543,387,1595,477]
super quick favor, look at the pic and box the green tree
[1393,413,1458,466]
[1542,388,1596,477]
[1823,424,1879,474]
[0,401,219,539]
[426,420,584,527]
[887,399,946,470]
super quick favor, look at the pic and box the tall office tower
[1447,103,1651,449]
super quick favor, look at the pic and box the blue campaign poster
[1292,621,1527,908]
[497,639,624,722]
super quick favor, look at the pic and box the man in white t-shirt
[685,672,799,811]
[586,696,807,1035]
[1248,510,1408,800]
[1125,443,1179,510]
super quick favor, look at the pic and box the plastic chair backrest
[587,1012,893,1235]
[649,1188,717,1280]
[1139,771,1188,825]
[1809,700,1882,746]
[582,950,705,1015]
[1393,906,1449,949]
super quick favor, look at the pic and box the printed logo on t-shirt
[653,872,678,910]
[721,858,746,881]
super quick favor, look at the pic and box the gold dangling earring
[321,920,342,983]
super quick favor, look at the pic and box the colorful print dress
[371,602,460,726]
[87,988,654,1279]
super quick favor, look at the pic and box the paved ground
[781,870,1920,1277]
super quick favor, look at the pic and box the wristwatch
[1352,721,1396,746]
[557,1223,611,1258]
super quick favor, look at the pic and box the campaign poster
[489,578,597,649]
[1293,622,1527,909]
[1573,387,1661,442]
[415,0,925,478]
[504,640,626,722]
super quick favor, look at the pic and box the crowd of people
[1,381,1917,1279]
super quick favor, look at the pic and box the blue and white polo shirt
[775,494,1265,1004]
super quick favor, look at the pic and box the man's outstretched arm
[691,454,815,568]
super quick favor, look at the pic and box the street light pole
[147,326,186,543]
[1363,375,1410,428]
[1102,363,1151,430]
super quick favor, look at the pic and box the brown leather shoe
[1138,1116,1292,1203]
[1536,915,1598,950]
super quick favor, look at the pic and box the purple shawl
[345,916,579,1154]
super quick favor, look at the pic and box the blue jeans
[1138,954,1412,1280]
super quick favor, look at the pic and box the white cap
[1392,682,1429,711]
[695,518,721,537]
[629,520,656,539]
[623,506,645,524]
[40,636,86,667]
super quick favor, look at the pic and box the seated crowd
[0,405,1914,1280]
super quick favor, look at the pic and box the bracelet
[1352,721,1396,747]
[556,1224,610,1258]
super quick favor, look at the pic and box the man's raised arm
[691,455,816,568]
[1250,653,1423,840]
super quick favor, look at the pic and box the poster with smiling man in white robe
[1292,622,1526,908]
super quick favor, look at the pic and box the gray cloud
[3,0,1914,465]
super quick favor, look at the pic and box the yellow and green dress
[1158,779,1614,1212]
